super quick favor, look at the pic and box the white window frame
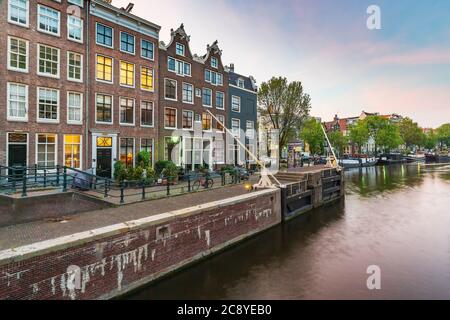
[95,22,114,49]
[195,88,202,97]
[35,133,58,168]
[8,0,29,28]
[120,31,135,55]
[216,91,225,110]
[164,107,178,130]
[95,93,114,125]
[7,82,28,122]
[237,79,245,88]
[119,97,136,126]
[140,100,154,128]
[119,60,135,88]
[7,36,29,73]
[68,0,84,8]
[182,82,194,104]
[37,87,60,124]
[232,118,241,138]
[140,66,154,92]
[182,110,194,131]
[67,51,83,83]
[63,135,83,170]
[37,4,60,37]
[167,56,191,77]
[67,15,83,43]
[140,138,155,166]
[202,88,212,108]
[67,91,83,125]
[141,39,155,61]
[216,114,225,133]
[164,78,178,101]
[246,121,255,139]
[231,95,241,113]
[95,54,114,84]
[211,57,218,69]
[175,42,185,56]
[37,44,60,79]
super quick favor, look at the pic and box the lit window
[67,92,82,124]
[211,57,218,68]
[64,135,81,169]
[38,44,59,78]
[120,138,134,167]
[96,23,113,48]
[216,92,224,109]
[216,115,225,132]
[176,42,185,56]
[141,39,154,60]
[120,97,134,125]
[182,83,193,103]
[120,61,134,87]
[120,32,135,54]
[202,88,212,107]
[97,137,112,148]
[182,110,193,130]
[96,55,113,82]
[67,52,82,82]
[96,94,112,123]
[8,0,29,27]
[231,95,241,112]
[140,101,153,127]
[37,134,56,167]
[68,15,83,42]
[165,79,177,100]
[202,113,212,131]
[141,67,154,91]
[7,82,28,121]
[165,108,177,129]
[38,88,59,122]
[38,5,60,36]
[8,36,28,72]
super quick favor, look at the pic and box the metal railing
[0,165,251,204]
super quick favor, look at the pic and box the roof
[323,119,348,132]
[228,72,257,92]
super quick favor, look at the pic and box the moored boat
[405,154,426,163]
[339,157,378,169]
[378,153,407,165]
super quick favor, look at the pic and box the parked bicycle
[192,174,214,191]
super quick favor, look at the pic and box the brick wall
[0,189,281,300]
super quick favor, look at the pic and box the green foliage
[162,162,178,178]
[363,115,403,154]
[155,160,172,175]
[398,118,425,148]
[258,77,311,156]
[136,151,151,168]
[349,121,370,154]
[436,123,450,147]
[328,131,349,156]
[424,131,438,150]
[300,118,324,155]
[113,161,127,182]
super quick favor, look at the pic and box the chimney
[229,63,235,72]
[121,3,134,13]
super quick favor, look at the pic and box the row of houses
[323,111,403,155]
[0,0,258,178]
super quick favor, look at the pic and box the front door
[96,148,112,178]
[8,142,27,180]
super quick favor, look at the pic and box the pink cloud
[370,48,450,65]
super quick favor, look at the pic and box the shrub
[136,151,151,168]
[162,162,178,179]
[134,166,144,180]
[113,161,127,182]
[155,160,172,175]
[126,167,135,181]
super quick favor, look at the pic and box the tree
[349,121,370,154]
[258,77,311,158]
[328,131,349,157]
[424,130,438,150]
[300,118,324,155]
[364,115,403,154]
[436,124,450,149]
[398,118,424,150]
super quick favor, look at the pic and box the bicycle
[192,174,214,191]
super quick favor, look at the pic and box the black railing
[0,165,253,204]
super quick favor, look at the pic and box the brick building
[0,0,161,178]
[158,24,229,171]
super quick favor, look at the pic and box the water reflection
[126,164,450,300]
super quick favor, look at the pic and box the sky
[114,0,450,128]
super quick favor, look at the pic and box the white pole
[321,123,341,169]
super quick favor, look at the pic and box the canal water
[126,164,450,300]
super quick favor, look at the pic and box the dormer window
[176,42,185,56]
[211,57,218,69]
[237,79,245,88]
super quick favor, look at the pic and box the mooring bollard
[166,178,171,196]
[187,175,191,192]
[104,180,108,198]
[22,172,27,197]
[120,182,125,204]
[142,182,146,200]
[221,172,225,186]
[34,164,38,183]
[62,166,67,192]
[43,168,47,188]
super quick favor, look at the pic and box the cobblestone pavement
[0,181,261,251]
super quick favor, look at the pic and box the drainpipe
[85,0,91,171]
